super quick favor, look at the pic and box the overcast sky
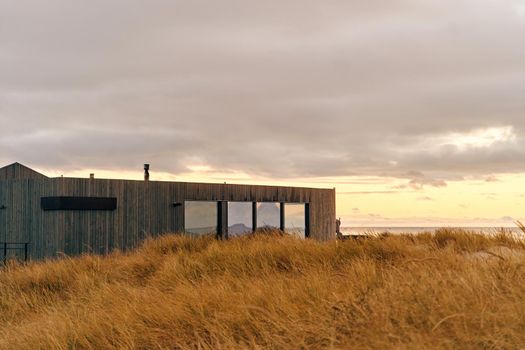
[2,1,525,225]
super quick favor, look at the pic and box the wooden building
[0,162,336,260]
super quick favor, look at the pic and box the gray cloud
[1,0,525,180]
[392,171,448,190]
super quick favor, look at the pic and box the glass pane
[285,203,306,238]
[228,202,253,236]
[184,201,217,234]
[256,202,280,230]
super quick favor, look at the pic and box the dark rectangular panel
[280,202,285,231]
[41,197,117,211]
[217,201,228,239]
[252,202,257,232]
[305,203,311,238]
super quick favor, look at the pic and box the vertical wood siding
[0,163,48,180]
[0,178,335,260]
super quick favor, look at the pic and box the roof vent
[144,164,150,181]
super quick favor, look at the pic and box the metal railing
[0,242,30,264]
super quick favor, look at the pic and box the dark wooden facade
[0,163,336,260]
[0,162,47,180]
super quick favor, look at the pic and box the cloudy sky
[2,0,525,227]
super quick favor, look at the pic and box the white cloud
[436,126,516,151]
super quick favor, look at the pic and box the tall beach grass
[1,228,525,349]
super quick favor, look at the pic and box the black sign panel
[41,197,117,211]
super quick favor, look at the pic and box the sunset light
[3,0,525,347]
[438,126,516,151]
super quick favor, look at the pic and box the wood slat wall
[0,163,48,181]
[0,178,336,260]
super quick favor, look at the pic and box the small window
[184,201,217,235]
[256,202,280,230]
[285,203,306,238]
[228,202,252,236]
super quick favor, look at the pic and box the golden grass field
[1,228,525,349]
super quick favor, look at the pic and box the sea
[341,227,524,236]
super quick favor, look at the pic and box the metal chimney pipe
[144,164,150,181]
[89,173,95,179]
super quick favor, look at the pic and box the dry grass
[516,221,525,235]
[1,228,525,349]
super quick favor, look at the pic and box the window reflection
[184,201,217,234]
[285,203,306,238]
[228,202,252,236]
[256,202,280,230]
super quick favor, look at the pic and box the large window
[228,202,253,236]
[256,202,280,230]
[285,203,306,238]
[183,200,308,238]
[184,201,217,235]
